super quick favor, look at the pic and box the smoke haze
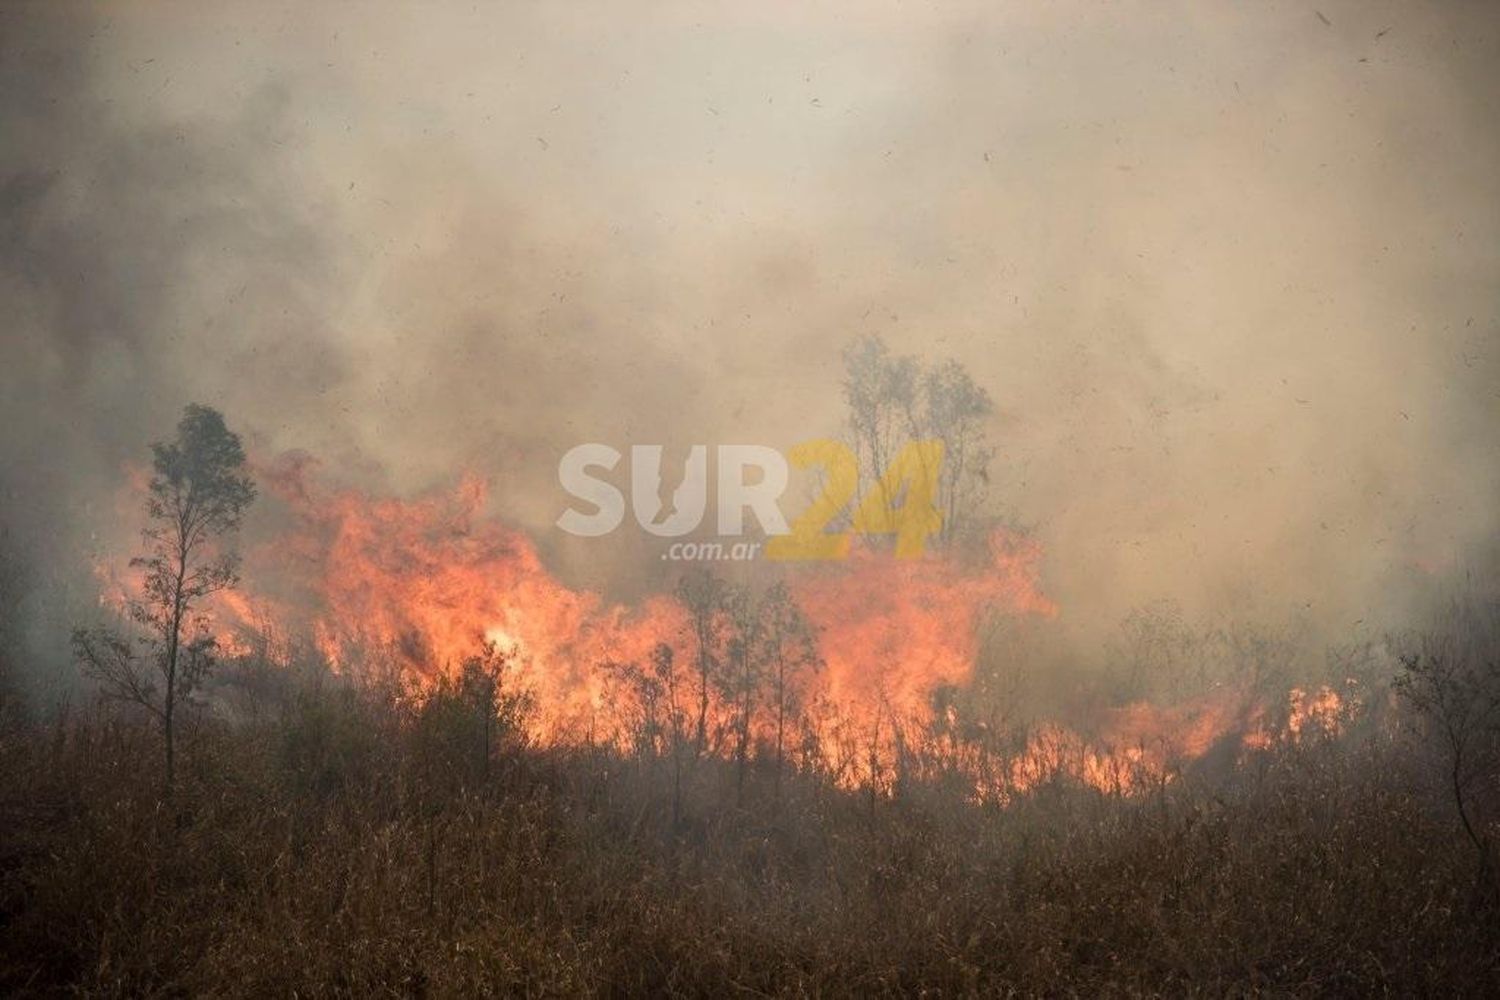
[3,1,1498,695]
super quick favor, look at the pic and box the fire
[985,683,1352,802]
[791,532,1055,776]
[227,457,1059,752]
[794,533,1054,716]
[237,454,685,741]
[1243,683,1354,749]
[89,454,1357,797]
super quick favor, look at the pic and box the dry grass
[0,674,1496,998]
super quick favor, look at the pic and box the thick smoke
[2,1,1497,701]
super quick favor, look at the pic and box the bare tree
[459,638,524,782]
[604,641,692,823]
[1394,601,1500,898]
[723,586,763,802]
[73,404,255,791]
[650,642,689,825]
[676,569,736,755]
[757,581,820,803]
[841,334,994,548]
[918,359,994,545]
[603,656,665,759]
[842,334,919,516]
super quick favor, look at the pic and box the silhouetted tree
[676,569,735,755]
[757,581,820,802]
[843,335,918,514]
[919,359,994,544]
[1395,601,1500,899]
[724,586,761,801]
[650,642,688,824]
[842,334,994,548]
[459,638,523,781]
[73,404,255,791]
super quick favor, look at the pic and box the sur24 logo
[557,440,945,560]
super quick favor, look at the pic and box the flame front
[217,458,1060,761]
[236,458,687,741]
[96,457,1351,795]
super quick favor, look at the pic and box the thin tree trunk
[163,544,187,795]
[1448,738,1493,895]
[737,687,750,804]
[697,655,709,755]
[774,669,786,807]
[667,663,683,827]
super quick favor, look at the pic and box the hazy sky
[3,1,1497,683]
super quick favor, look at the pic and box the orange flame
[239,455,685,740]
[90,455,1356,796]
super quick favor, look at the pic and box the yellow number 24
[765,439,943,561]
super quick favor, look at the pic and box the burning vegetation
[77,344,1363,808]
[4,4,1500,992]
[5,340,1495,995]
